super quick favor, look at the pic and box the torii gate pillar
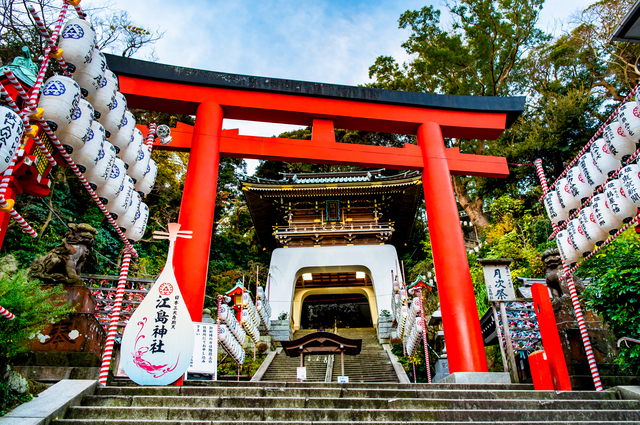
[418,122,488,373]
[173,102,223,322]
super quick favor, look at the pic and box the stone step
[79,395,639,411]
[97,386,615,400]
[51,421,640,425]
[62,406,640,422]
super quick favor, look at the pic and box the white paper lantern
[96,158,126,205]
[566,218,594,257]
[107,175,134,219]
[57,19,95,73]
[592,193,622,235]
[73,48,106,98]
[110,110,136,153]
[618,102,640,143]
[556,177,581,212]
[556,230,579,266]
[567,167,592,204]
[70,120,105,173]
[116,190,141,231]
[57,98,93,154]
[85,70,117,119]
[578,205,608,245]
[136,159,157,197]
[125,202,149,241]
[619,164,640,208]
[0,107,24,173]
[98,91,126,138]
[120,128,143,168]
[578,152,606,189]
[38,75,81,132]
[591,138,622,177]
[128,144,151,183]
[604,179,637,222]
[85,141,117,189]
[544,189,570,226]
[603,122,635,161]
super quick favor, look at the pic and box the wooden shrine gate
[106,54,525,375]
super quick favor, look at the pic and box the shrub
[579,232,640,375]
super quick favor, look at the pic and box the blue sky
[103,0,598,172]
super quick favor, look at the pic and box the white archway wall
[266,245,397,329]
[293,286,378,330]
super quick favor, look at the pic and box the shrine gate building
[106,54,525,375]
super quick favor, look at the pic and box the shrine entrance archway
[106,54,525,375]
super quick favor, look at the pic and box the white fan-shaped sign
[120,223,194,385]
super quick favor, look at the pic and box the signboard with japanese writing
[297,366,307,381]
[188,323,218,377]
[481,262,516,302]
[120,224,195,385]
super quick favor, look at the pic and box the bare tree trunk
[452,176,490,230]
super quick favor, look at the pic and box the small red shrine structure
[105,54,525,375]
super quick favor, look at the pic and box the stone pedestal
[377,315,393,344]
[16,285,106,379]
[270,319,293,344]
[433,357,450,382]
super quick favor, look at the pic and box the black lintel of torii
[280,331,362,357]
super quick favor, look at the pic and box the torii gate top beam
[106,55,525,177]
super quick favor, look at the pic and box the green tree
[369,0,548,229]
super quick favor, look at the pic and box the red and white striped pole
[27,5,71,75]
[417,288,432,383]
[145,124,157,149]
[0,305,15,320]
[535,159,603,391]
[98,250,133,385]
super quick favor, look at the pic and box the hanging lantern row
[390,263,432,383]
[541,85,640,271]
[216,298,246,365]
[242,292,261,345]
[256,285,271,331]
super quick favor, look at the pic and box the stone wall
[269,319,293,344]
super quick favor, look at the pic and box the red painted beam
[122,76,508,140]
[140,125,509,178]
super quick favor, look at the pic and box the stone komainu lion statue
[542,248,585,298]
[30,223,98,286]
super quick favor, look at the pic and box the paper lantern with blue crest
[85,141,117,189]
[128,144,151,183]
[73,48,106,98]
[110,110,135,152]
[38,75,81,132]
[98,91,126,138]
[57,98,93,153]
[96,158,126,205]
[120,128,143,168]
[70,120,105,173]
[107,175,134,219]
[86,70,117,118]
[136,159,157,197]
[115,189,141,232]
[125,202,148,242]
[57,19,95,73]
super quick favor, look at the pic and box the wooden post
[500,302,520,383]
[491,302,509,374]
[341,350,345,376]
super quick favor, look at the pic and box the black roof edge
[612,0,640,42]
[105,54,525,128]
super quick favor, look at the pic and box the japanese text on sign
[188,323,218,377]
[482,264,516,302]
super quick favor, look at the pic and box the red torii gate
[106,55,525,374]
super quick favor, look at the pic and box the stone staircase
[51,381,640,424]
[261,327,399,383]
[332,328,398,383]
